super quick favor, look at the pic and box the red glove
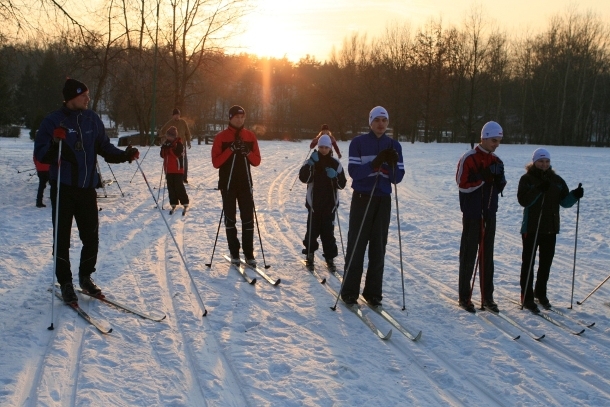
[53,127,66,142]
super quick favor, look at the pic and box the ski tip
[321,278,327,284]
[383,329,393,340]
[513,335,521,340]
[535,334,546,341]
[273,279,281,286]
[204,263,211,268]
[264,265,271,269]
[249,278,257,285]
[106,328,113,334]
[574,329,586,336]
[202,309,208,317]
[588,322,595,328]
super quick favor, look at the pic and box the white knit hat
[481,121,503,139]
[318,135,332,148]
[532,148,550,163]
[369,106,389,126]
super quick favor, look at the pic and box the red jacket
[160,137,185,174]
[33,154,50,171]
[211,125,261,190]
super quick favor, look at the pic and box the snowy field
[1,130,610,406]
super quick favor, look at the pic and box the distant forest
[0,3,609,146]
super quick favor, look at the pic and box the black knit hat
[172,108,180,115]
[63,78,88,102]
[229,105,245,120]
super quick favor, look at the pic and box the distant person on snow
[299,134,347,271]
[517,148,583,313]
[160,126,189,215]
[33,154,50,207]
[310,124,342,158]
[34,78,139,304]
[340,106,404,306]
[211,105,261,266]
[159,108,192,184]
[455,121,506,313]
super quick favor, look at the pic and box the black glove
[382,148,399,166]
[538,179,550,192]
[480,167,494,183]
[230,139,243,152]
[161,140,172,149]
[125,145,140,163]
[238,142,251,156]
[371,152,385,168]
[571,185,584,199]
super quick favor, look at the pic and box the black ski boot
[325,258,337,272]
[61,283,78,304]
[79,275,102,296]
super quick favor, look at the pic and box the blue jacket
[34,106,128,189]
[348,131,404,196]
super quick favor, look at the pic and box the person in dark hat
[34,78,139,304]
[211,105,261,266]
[310,124,342,158]
[159,108,192,183]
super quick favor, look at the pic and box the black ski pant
[37,170,50,204]
[221,187,254,259]
[458,216,496,304]
[166,173,189,206]
[303,208,338,261]
[520,232,556,303]
[50,183,99,286]
[341,192,391,301]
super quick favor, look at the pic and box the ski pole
[155,163,164,207]
[332,188,345,258]
[244,156,270,268]
[135,159,207,317]
[290,149,313,191]
[205,155,236,268]
[521,193,546,309]
[332,172,380,310]
[568,183,582,309]
[48,140,63,331]
[392,163,407,311]
[577,273,610,305]
[129,143,153,183]
[18,167,36,173]
[105,162,124,197]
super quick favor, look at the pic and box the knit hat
[63,78,88,102]
[532,148,550,163]
[172,108,180,115]
[318,135,332,148]
[481,121,503,139]
[369,106,389,126]
[166,126,178,138]
[321,124,329,131]
[229,105,245,119]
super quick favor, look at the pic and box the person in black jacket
[34,78,139,304]
[517,148,583,313]
[299,135,347,270]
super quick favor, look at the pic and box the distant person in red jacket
[211,105,261,266]
[160,126,189,214]
[310,124,342,158]
[33,154,50,207]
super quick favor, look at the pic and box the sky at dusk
[230,0,610,62]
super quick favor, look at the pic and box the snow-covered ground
[1,131,609,406]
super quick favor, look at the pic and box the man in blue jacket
[34,78,139,304]
[340,106,405,306]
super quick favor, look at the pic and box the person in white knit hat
[455,121,507,313]
[517,148,584,313]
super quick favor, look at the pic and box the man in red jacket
[455,121,507,313]
[211,105,261,266]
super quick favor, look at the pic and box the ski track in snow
[1,133,610,406]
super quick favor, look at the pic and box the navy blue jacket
[347,131,404,196]
[34,106,128,188]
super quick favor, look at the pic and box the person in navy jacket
[455,121,506,313]
[340,106,405,306]
[34,78,139,303]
